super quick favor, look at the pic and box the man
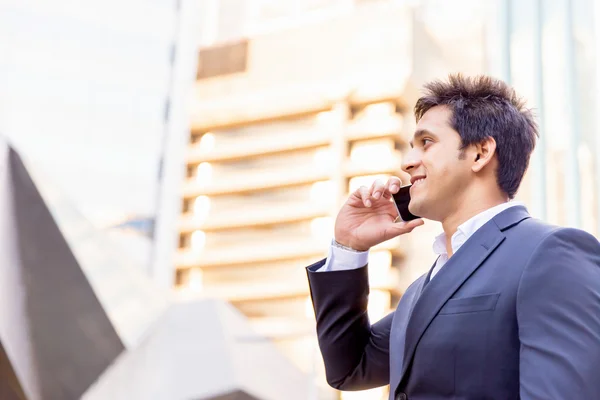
[306,74,600,400]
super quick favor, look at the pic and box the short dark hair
[414,74,538,199]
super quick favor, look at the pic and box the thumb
[382,218,424,240]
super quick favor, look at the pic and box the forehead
[416,105,454,132]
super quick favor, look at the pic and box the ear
[471,137,496,173]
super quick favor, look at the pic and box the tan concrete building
[168,2,496,399]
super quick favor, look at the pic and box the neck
[442,191,508,257]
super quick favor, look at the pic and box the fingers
[353,176,403,207]
[357,185,372,207]
[375,176,402,200]
[383,176,402,198]
[370,179,386,200]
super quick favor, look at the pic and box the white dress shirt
[317,201,525,279]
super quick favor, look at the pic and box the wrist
[333,238,369,252]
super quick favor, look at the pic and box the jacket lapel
[396,206,531,389]
[389,262,437,394]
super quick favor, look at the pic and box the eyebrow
[409,129,437,148]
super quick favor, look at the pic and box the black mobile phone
[392,185,420,221]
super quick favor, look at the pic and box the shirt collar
[432,201,525,257]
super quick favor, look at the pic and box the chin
[409,199,435,221]
[408,201,422,218]
[413,204,443,222]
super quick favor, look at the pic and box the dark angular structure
[29,148,169,351]
[0,141,124,400]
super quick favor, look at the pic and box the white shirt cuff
[316,239,369,272]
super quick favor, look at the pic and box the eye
[422,138,433,147]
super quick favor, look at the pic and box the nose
[401,148,421,174]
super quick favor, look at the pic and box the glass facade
[505,0,599,236]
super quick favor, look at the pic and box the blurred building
[156,0,600,399]
[167,1,490,399]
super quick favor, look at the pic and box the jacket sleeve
[307,259,391,391]
[517,228,600,399]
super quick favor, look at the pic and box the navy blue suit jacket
[307,206,600,399]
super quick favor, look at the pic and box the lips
[410,175,426,185]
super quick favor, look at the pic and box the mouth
[410,175,426,186]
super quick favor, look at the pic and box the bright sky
[0,0,177,226]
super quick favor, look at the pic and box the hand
[334,177,424,251]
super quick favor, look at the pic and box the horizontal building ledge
[182,158,403,198]
[179,203,331,233]
[187,134,331,164]
[190,82,339,132]
[186,118,405,165]
[190,78,409,132]
[174,272,400,303]
[176,236,404,269]
[346,117,404,142]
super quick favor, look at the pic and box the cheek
[423,152,450,177]
[425,154,465,185]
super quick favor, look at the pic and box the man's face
[402,105,473,221]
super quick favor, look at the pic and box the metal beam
[531,0,547,221]
[564,0,582,228]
